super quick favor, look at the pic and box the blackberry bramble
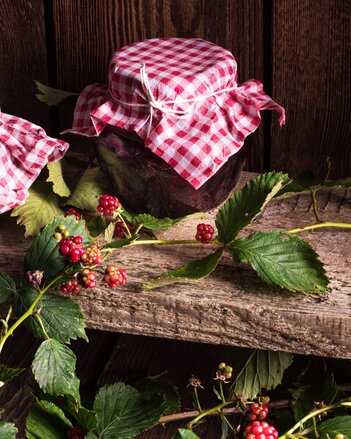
[104,265,127,288]
[80,244,102,266]
[58,236,86,263]
[81,269,96,289]
[65,207,82,221]
[244,421,278,439]
[60,279,80,295]
[247,403,269,421]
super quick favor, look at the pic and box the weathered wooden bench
[0,172,350,359]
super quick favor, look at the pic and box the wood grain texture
[0,0,49,128]
[53,0,266,170]
[270,0,351,178]
[0,172,350,359]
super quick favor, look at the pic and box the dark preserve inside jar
[96,126,247,218]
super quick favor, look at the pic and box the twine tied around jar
[113,63,240,137]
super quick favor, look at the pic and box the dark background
[1,0,350,178]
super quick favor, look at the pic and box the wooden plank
[0,0,49,128]
[0,172,350,359]
[53,0,266,172]
[270,0,351,178]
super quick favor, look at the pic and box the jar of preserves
[66,38,285,217]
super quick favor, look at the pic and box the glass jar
[95,126,247,218]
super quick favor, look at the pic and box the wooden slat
[1,172,350,359]
[53,0,266,172]
[270,0,351,178]
[0,0,49,128]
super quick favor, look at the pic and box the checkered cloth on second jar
[0,112,69,214]
[65,38,285,189]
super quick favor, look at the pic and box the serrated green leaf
[65,168,109,211]
[35,81,78,106]
[174,429,201,439]
[88,216,107,238]
[66,402,97,432]
[144,248,223,289]
[24,215,91,282]
[293,372,339,424]
[25,400,72,439]
[216,172,290,244]
[136,377,181,416]
[32,339,80,403]
[0,271,16,304]
[131,213,185,231]
[13,289,87,343]
[229,232,329,294]
[46,160,71,197]
[229,350,293,399]
[103,233,139,249]
[104,222,115,243]
[0,363,25,383]
[274,181,309,199]
[94,382,163,439]
[0,421,17,439]
[84,433,98,439]
[11,181,64,237]
[319,416,351,438]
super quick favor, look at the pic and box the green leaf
[0,363,25,383]
[274,181,309,199]
[94,382,163,439]
[216,172,290,244]
[229,231,329,294]
[35,81,78,106]
[143,248,223,289]
[0,271,16,304]
[11,181,64,237]
[32,339,80,403]
[104,222,115,243]
[319,416,351,438]
[131,213,185,231]
[0,421,17,439]
[85,433,99,439]
[174,429,201,439]
[46,160,71,197]
[24,215,91,282]
[293,372,339,424]
[88,216,107,238]
[65,168,109,211]
[136,377,181,416]
[14,289,87,343]
[66,403,97,432]
[103,233,139,249]
[229,349,293,399]
[25,400,72,439]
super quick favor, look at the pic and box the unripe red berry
[244,421,278,439]
[97,194,121,216]
[195,223,215,243]
[65,208,82,221]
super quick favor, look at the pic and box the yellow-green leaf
[35,81,78,106]
[11,181,63,237]
[46,160,71,197]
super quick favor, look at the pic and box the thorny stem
[193,387,202,412]
[287,221,351,234]
[278,401,351,438]
[0,272,65,353]
[188,400,234,429]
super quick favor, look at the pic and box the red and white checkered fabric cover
[66,38,285,189]
[0,112,69,214]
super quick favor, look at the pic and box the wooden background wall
[1,0,350,178]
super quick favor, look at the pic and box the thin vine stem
[287,221,351,234]
[311,188,321,222]
[193,387,202,412]
[188,400,233,429]
[34,314,50,340]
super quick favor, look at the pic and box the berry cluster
[54,224,70,241]
[58,236,86,263]
[195,223,215,243]
[65,208,82,221]
[115,219,133,238]
[70,425,85,439]
[247,403,269,421]
[97,194,121,216]
[104,265,127,288]
[244,421,278,439]
[81,269,97,289]
[60,279,80,295]
[217,362,233,380]
[81,244,102,266]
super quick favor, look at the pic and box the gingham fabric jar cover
[0,112,69,214]
[66,38,285,189]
